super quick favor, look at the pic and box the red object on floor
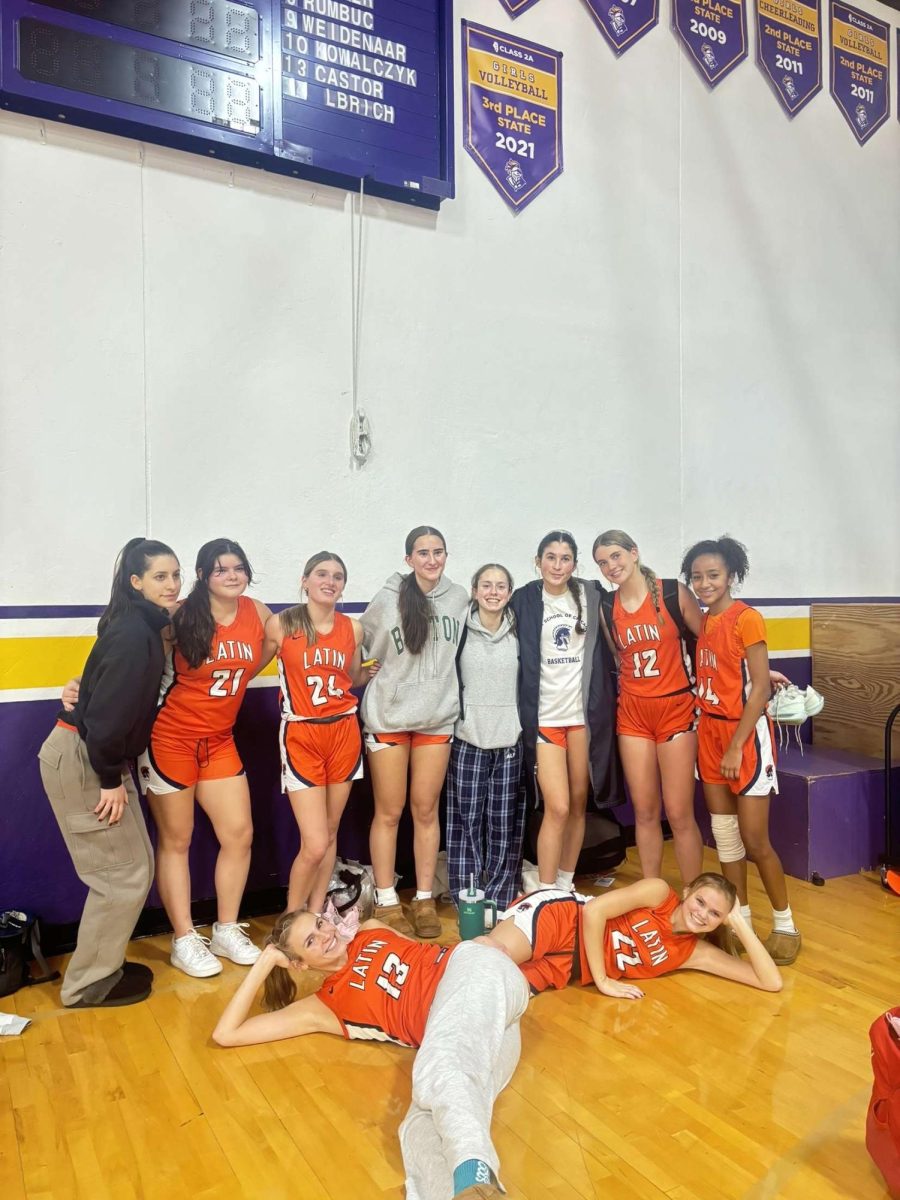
[867,1007,900,1198]
[885,869,900,897]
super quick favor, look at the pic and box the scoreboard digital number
[0,1,454,209]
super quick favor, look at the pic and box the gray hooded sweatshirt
[361,572,469,735]
[455,609,521,750]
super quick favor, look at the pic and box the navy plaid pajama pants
[445,738,525,911]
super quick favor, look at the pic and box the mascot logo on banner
[756,0,822,115]
[674,0,749,85]
[583,0,660,55]
[830,1,890,144]
[496,0,543,16]
[461,21,564,212]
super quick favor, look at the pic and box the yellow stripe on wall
[1,637,97,690]
[0,637,280,691]
[765,616,810,653]
[2,625,810,691]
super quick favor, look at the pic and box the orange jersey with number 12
[155,595,264,738]
[612,590,692,698]
[695,601,767,720]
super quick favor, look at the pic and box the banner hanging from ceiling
[674,0,749,86]
[496,0,543,16]
[583,0,660,55]
[830,1,890,143]
[756,0,823,115]
[461,21,564,212]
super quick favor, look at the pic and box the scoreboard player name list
[283,0,421,125]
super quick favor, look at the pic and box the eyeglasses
[477,582,510,593]
[211,565,248,578]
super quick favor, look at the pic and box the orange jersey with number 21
[154,595,264,738]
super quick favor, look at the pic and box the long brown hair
[536,530,585,634]
[399,525,446,654]
[98,538,178,636]
[593,529,665,625]
[279,552,348,645]
[261,910,306,1011]
[175,538,254,668]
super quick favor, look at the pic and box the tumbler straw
[469,873,476,898]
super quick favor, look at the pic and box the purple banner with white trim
[830,1,890,144]
[756,0,822,115]
[584,0,660,55]
[497,0,543,16]
[674,0,748,86]
[461,21,563,212]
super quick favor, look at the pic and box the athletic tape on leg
[710,813,745,863]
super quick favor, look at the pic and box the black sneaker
[65,962,153,1008]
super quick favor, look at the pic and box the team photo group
[39,523,810,1200]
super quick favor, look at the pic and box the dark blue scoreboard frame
[0,1,454,210]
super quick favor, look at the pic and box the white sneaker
[171,930,223,978]
[209,921,261,966]
[803,685,825,717]
[767,684,807,725]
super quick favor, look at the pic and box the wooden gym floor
[1,847,896,1200]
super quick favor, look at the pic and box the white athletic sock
[376,886,399,908]
[555,870,575,892]
[740,904,753,923]
[538,878,557,890]
[414,890,432,901]
[771,906,798,934]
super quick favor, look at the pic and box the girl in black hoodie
[38,537,181,1008]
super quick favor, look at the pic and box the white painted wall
[1,0,897,608]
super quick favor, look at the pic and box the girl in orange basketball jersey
[592,530,705,885]
[681,536,800,966]
[266,552,375,915]
[483,872,783,996]
[213,910,529,1200]
[138,539,276,978]
[361,526,469,939]
[508,532,618,893]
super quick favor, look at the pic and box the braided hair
[592,529,664,624]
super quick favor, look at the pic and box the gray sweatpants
[399,940,530,1200]
[38,725,154,1006]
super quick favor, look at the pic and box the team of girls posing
[44,524,798,1006]
[211,869,782,1199]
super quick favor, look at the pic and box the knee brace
[710,813,745,863]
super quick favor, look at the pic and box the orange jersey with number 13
[155,595,264,738]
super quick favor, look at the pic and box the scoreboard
[0,0,454,209]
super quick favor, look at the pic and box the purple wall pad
[0,690,417,925]
[693,745,889,880]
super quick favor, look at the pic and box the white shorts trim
[499,889,587,947]
[741,715,779,797]
[136,749,181,796]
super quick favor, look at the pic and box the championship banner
[830,2,890,144]
[584,0,660,55]
[756,0,822,115]
[674,0,748,85]
[497,0,543,16]
[461,22,563,212]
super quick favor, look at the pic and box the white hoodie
[361,572,469,735]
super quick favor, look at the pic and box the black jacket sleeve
[82,625,155,788]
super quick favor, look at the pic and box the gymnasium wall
[2,0,898,918]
